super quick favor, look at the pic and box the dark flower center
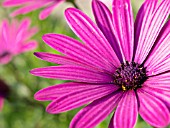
[0,51,10,58]
[113,61,148,91]
[0,79,10,98]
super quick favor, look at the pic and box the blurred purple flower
[0,18,38,64]
[31,0,170,127]
[3,0,72,20]
[0,79,10,111]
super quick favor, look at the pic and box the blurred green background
[0,0,169,128]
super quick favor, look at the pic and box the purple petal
[70,91,122,128]
[34,52,86,66]
[92,0,123,62]
[112,0,134,62]
[43,34,116,73]
[134,0,170,64]
[144,73,170,90]
[34,82,116,101]
[34,52,107,71]
[34,82,118,101]
[111,90,138,128]
[145,20,170,75]
[10,2,46,17]
[65,8,120,67]
[19,41,37,53]
[3,0,30,6]
[16,18,31,43]
[30,65,113,83]
[39,0,64,20]
[134,0,156,53]
[147,56,170,75]
[0,55,12,64]
[0,97,4,111]
[137,88,170,127]
[46,84,119,114]
[25,27,38,40]
[141,85,170,110]
[1,20,9,47]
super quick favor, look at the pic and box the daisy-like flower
[0,18,38,64]
[31,0,170,127]
[0,79,10,111]
[2,0,77,20]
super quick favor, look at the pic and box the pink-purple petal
[65,8,120,67]
[137,88,170,127]
[10,2,46,17]
[112,90,138,128]
[134,0,170,64]
[34,52,86,66]
[112,0,134,62]
[16,18,31,41]
[46,84,119,114]
[70,91,122,128]
[141,85,170,109]
[145,20,170,74]
[92,0,123,62]
[144,73,170,90]
[1,20,9,47]
[30,65,113,83]
[19,41,37,53]
[39,0,64,20]
[3,0,31,6]
[0,97,4,111]
[147,57,170,75]
[35,82,118,101]
[42,34,116,73]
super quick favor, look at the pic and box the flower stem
[71,1,80,9]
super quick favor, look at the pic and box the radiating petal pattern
[141,85,170,109]
[112,90,138,128]
[145,20,170,75]
[144,73,170,90]
[34,52,86,66]
[138,88,170,127]
[65,8,120,67]
[0,18,38,64]
[70,92,122,128]
[35,82,118,101]
[11,2,47,17]
[92,0,123,62]
[30,65,113,83]
[39,0,64,20]
[46,84,119,114]
[112,0,134,62]
[147,57,170,75]
[3,0,66,20]
[30,0,170,127]
[42,34,116,73]
[134,0,170,63]
[19,41,37,53]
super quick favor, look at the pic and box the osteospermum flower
[31,0,170,127]
[0,18,38,64]
[0,79,10,111]
[3,0,77,20]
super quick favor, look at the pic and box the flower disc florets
[113,61,147,91]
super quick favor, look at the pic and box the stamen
[113,61,147,91]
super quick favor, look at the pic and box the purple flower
[3,0,71,20]
[0,18,38,64]
[31,0,170,127]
